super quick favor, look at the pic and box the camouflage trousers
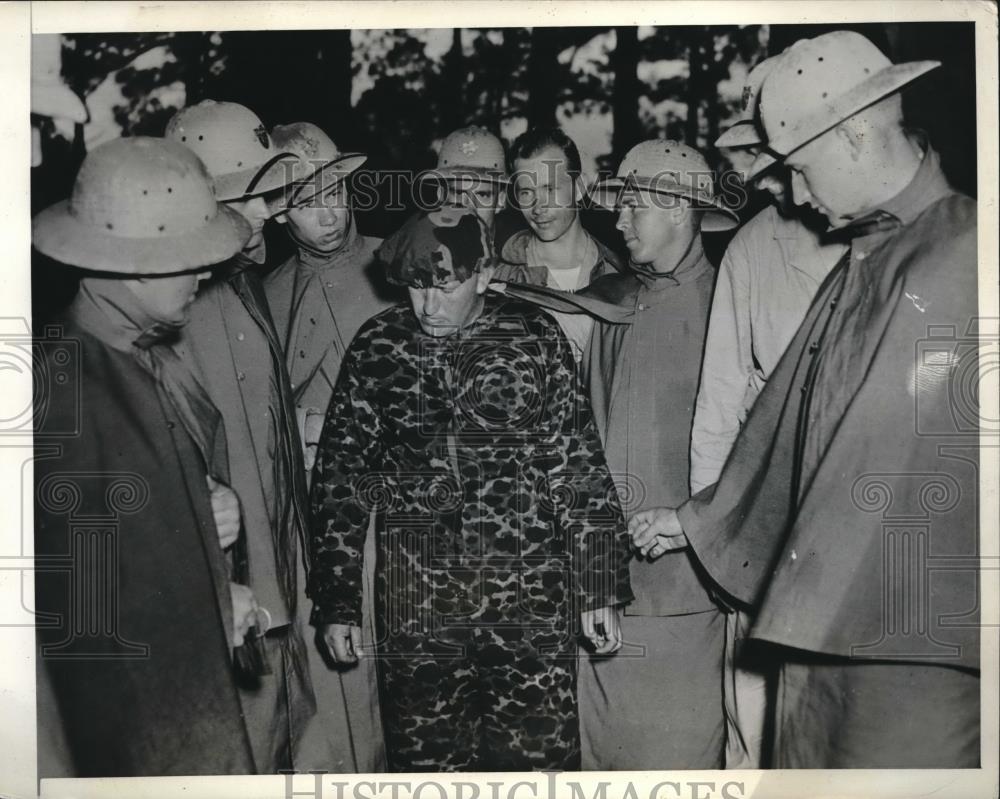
[374,620,581,772]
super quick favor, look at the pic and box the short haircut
[509,127,583,178]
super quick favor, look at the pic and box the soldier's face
[616,189,696,270]
[724,145,759,182]
[279,181,352,254]
[441,180,502,231]
[512,145,580,243]
[124,270,211,326]
[785,129,862,228]
[408,267,495,337]
[225,196,271,250]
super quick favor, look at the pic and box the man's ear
[496,189,507,211]
[835,121,865,161]
[476,265,497,294]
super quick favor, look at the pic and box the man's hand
[629,507,687,560]
[229,582,258,648]
[580,605,623,655]
[303,409,326,472]
[207,476,241,549]
[321,623,363,665]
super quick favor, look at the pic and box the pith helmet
[420,125,509,187]
[33,136,250,274]
[592,140,739,233]
[747,31,939,179]
[714,56,779,149]
[165,100,297,201]
[270,121,367,207]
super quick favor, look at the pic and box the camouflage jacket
[308,295,633,629]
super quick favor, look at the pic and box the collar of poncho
[69,277,183,353]
[830,131,949,243]
[68,277,227,480]
[630,234,709,290]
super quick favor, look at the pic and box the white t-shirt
[525,236,599,362]
[546,263,586,292]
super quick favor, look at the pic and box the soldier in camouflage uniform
[308,207,633,772]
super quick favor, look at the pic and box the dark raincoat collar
[831,132,950,243]
[69,278,182,354]
[630,234,710,290]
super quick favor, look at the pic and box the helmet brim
[211,151,300,201]
[748,60,940,180]
[715,120,762,149]
[33,201,251,274]
[590,176,740,233]
[417,166,509,187]
[283,153,368,207]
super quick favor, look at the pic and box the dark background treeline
[31,22,976,322]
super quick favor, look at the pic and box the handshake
[628,507,688,560]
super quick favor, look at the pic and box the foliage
[47,26,769,171]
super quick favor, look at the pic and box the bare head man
[509,127,588,244]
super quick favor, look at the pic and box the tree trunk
[704,32,724,150]
[317,29,356,146]
[610,26,640,165]
[491,29,511,131]
[526,27,561,128]
[172,32,208,107]
[441,28,465,133]
[684,28,706,146]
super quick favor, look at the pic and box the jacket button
[238,371,246,381]
[237,332,245,341]
[166,421,175,429]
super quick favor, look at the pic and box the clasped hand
[628,507,687,560]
